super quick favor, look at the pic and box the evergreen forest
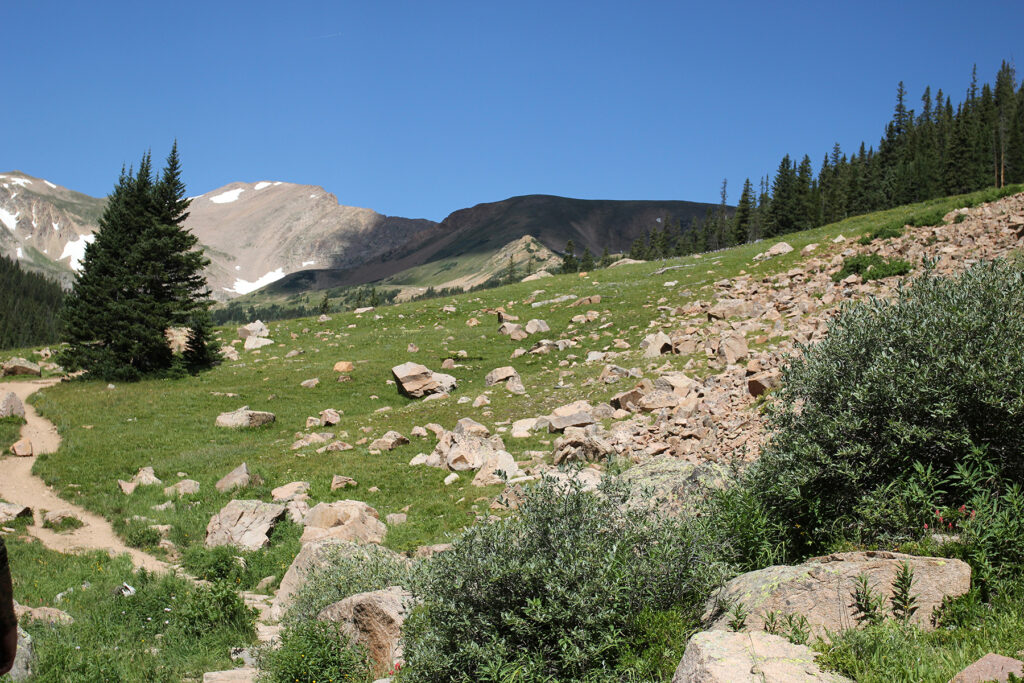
[0,254,65,349]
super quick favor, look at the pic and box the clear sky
[5,1,1022,221]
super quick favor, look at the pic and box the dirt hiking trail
[0,379,169,572]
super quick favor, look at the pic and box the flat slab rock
[0,391,25,418]
[300,500,386,545]
[672,630,851,682]
[202,668,257,682]
[318,586,417,677]
[206,500,286,551]
[949,653,1024,683]
[215,406,276,428]
[704,551,971,639]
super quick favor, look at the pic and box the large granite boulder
[318,586,416,677]
[672,630,851,682]
[704,551,971,639]
[205,500,286,551]
[10,626,34,682]
[391,362,456,398]
[215,463,261,492]
[1,358,41,377]
[617,456,732,516]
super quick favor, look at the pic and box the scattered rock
[443,472,459,485]
[524,319,550,334]
[392,362,456,398]
[243,336,274,351]
[10,439,32,457]
[300,378,320,389]
[370,431,409,451]
[163,479,200,498]
[215,406,276,428]
[237,320,269,339]
[618,456,731,516]
[552,425,616,465]
[271,481,310,502]
[672,630,851,683]
[216,463,262,493]
[206,500,287,551]
[472,450,523,486]
[641,331,674,358]
[10,626,33,682]
[454,418,489,437]
[385,513,407,525]
[331,475,358,490]
[0,502,31,525]
[202,668,258,682]
[334,361,355,373]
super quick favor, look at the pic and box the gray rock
[10,627,33,682]
[215,406,276,428]
[318,586,417,677]
[0,391,25,419]
[672,630,851,682]
[215,463,261,493]
[205,500,286,551]
[618,456,731,517]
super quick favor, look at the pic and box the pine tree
[598,247,613,268]
[579,247,595,272]
[731,178,754,245]
[59,145,215,380]
[560,240,579,273]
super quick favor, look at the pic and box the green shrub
[124,519,162,549]
[859,223,905,244]
[175,579,256,639]
[400,476,727,682]
[745,261,1024,555]
[42,514,84,533]
[258,621,374,683]
[285,542,412,625]
[832,254,912,282]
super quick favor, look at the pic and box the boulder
[484,366,520,386]
[766,241,794,257]
[205,500,286,551]
[672,630,851,683]
[237,320,269,339]
[163,479,200,498]
[707,299,761,320]
[331,475,358,490]
[637,389,680,412]
[270,539,402,620]
[203,669,257,682]
[618,456,731,516]
[511,418,538,438]
[271,481,310,502]
[220,345,241,361]
[334,361,355,373]
[949,653,1024,683]
[43,510,79,528]
[552,425,616,465]
[320,408,342,426]
[704,551,972,639]
[13,602,73,626]
[391,362,456,398]
[432,430,507,472]
[748,368,782,397]
[10,439,32,457]
[453,418,489,437]
[131,466,162,486]
[524,319,550,335]
[369,431,409,451]
[301,500,386,545]
[641,331,674,358]
[215,463,261,492]
[215,406,276,428]
[0,502,31,525]
[717,334,749,364]
[300,378,320,389]
[0,391,25,418]
[498,322,528,341]
[471,450,523,486]
[610,388,644,411]
[1,357,41,376]
[10,626,33,682]
[243,336,274,351]
[318,586,416,677]
[546,412,595,433]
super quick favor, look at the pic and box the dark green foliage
[859,223,905,244]
[400,477,726,682]
[0,254,65,349]
[832,254,912,282]
[579,246,595,272]
[258,621,374,683]
[560,239,579,273]
[890,562,919,623]
[744,261,1024,554]
[58,144,214,380]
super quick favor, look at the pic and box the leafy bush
[746,261,1024,554]
[859,223,905,244]
[124,519,162,549]
[175,579,255,639]
[400,476,727,682]
[285,542,411,624]
[181,520,301,590]
[258,621,374,683]
[832,254,912,282]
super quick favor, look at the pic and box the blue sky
[5,1,1022,221]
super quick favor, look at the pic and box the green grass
[2,535,255,682]
[1,416,25,452]
[41,514,83,533]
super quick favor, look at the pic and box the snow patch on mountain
[16,247,23,259]
[210,188,244,204]
[44,180,57,189]
[224,267,286,294]
[0,207,19,232]
[301,260,316,267]
[0,175,31,188]
[61,233,96,271]
[254,181,272,190]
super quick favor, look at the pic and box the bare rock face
[318,586,417,677]
[552,425,616,465]
[0,391,25,418]
[672,631,852,683]
[1,357,41,376]
[431,430,508,472]
[641,331,673,358]
[215,406,276,428]
[206,500,287,551]
[949,653,1024,683]
[391,362,456,398]
[216,463,261,492]
[704,551,971,639]
[10,626,33,682]
[301,500,386,545]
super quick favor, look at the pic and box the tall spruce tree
[60,145,216,380]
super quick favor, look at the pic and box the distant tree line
[0,255,65,349]
[563,61,1024,270]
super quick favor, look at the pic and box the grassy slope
[8,184,1023,681]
